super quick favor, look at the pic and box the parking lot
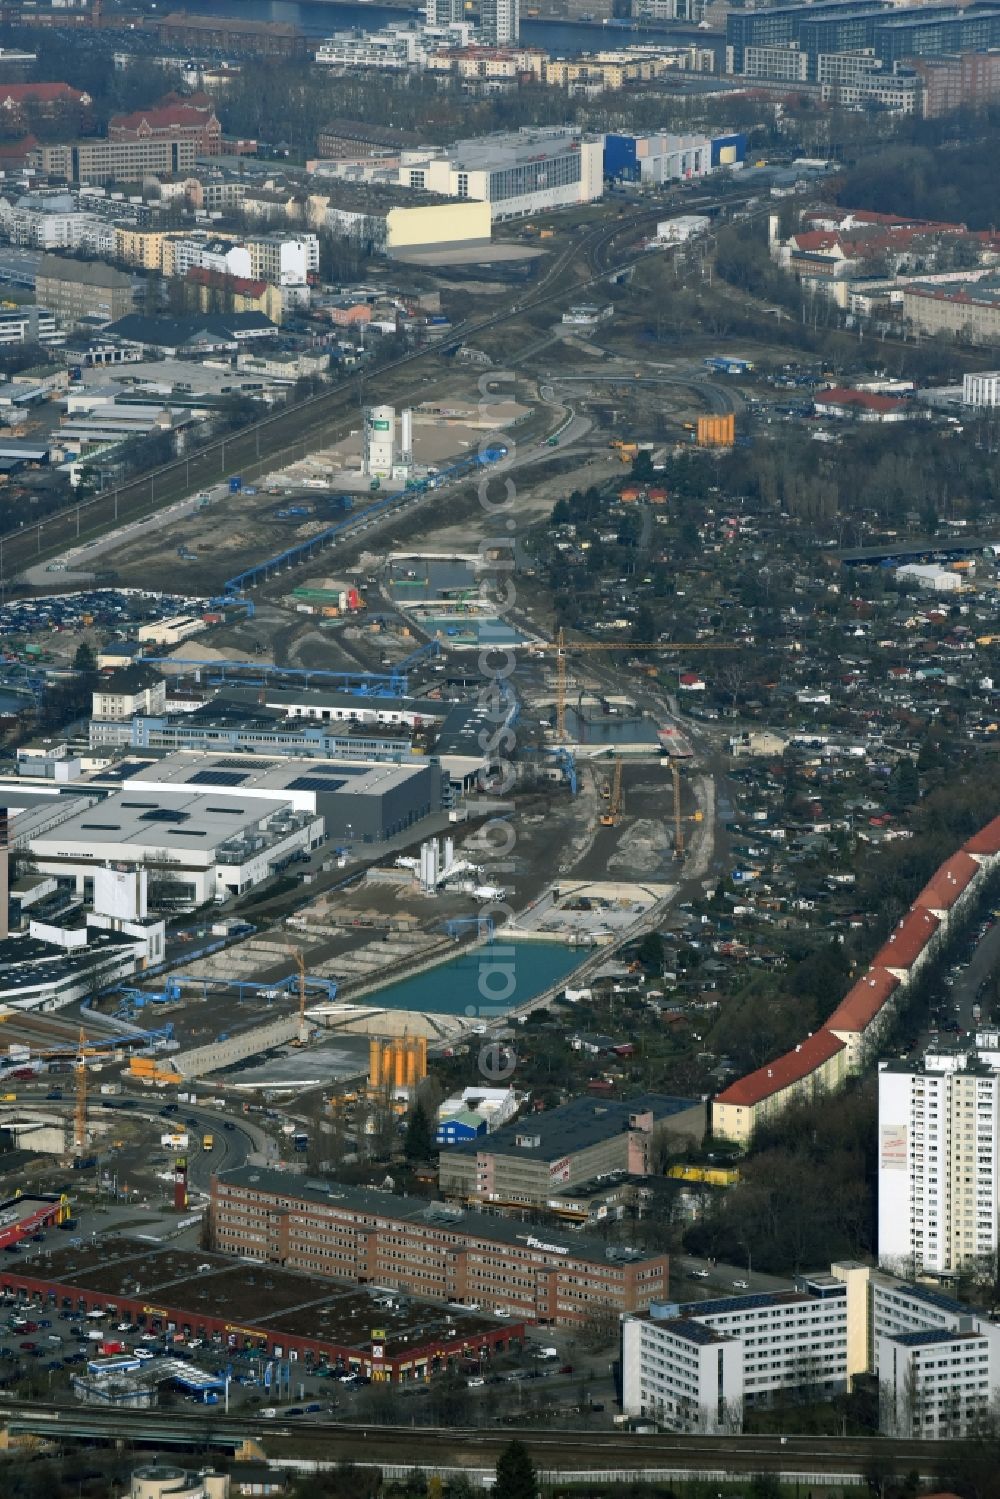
[0,587,210,640]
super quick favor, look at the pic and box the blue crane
[441,916,495,942]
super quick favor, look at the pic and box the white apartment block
[399,128,603,221]
[878,1050,1000,1277]
[247,235,319,287]
[624,1263,1000,1439]
[315,24,458,69]
[480,0,519,46]
[739,44,809,82]
[166,236,252,281]
[623,1315,743,1433]
[622,1275,850,1433]
[0,198,114,255]
[0,306,58,346]
[878,1323,1000,1438]
[963,371,1000,409]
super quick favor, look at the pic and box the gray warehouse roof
[447,1092,701,1161]
[37,254,133,290]
[122,750,431,801]
[29,788,296,854]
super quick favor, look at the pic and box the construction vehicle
[203,1134,214,1152]
[599,757,624,827]
[609,439,639,464]
[529,628,738,742]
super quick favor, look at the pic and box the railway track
[0,1401,957,1476]
[0,199,732,588]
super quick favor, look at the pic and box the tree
[631,605,656,644]
[73,639,97,680]
[573,1299,620,1353]
[404,1098,435,1162]
[495,1440,538,1499]
[888,757,920,812]
[637,931,664,973]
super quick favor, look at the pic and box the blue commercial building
[436,1109,489,1146]
[604,131,746,184]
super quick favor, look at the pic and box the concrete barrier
[172,1016,301,1078]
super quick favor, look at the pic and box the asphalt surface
[948,910,1000,1034]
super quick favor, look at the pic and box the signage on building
[880,1124,908,1170]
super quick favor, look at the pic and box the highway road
[949,911,1000,1035]
[3,1081,265,1202]
[0,1401,956,1477]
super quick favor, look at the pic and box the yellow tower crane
[529,627,739,742]
[74,1026,91,1156]
[286,946,310,1046]
[670,760,704,860]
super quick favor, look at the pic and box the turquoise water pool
[360,940,584,1017]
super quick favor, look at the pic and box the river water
[174,0,713,55]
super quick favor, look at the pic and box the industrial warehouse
[0,1240,521,1383]
[26,789,324,906]
[11,749,445,904]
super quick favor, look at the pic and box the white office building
[399,128,603,221]
[963,370,1000,409]
[624,1262,1000,1439]
[27,789,323,906]
[878,1048,1000,1278]
[622,1275,851,1433]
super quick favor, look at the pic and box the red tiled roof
[111,103,218,130]
[714,1029,845,1108]
[815,387,906,414]
[826,966,900,1035]
[186,267,267,297]
[0,83,87,104]
[872,908,940,972]
[913,850,980,913]
[791,229,845,253]
[963,815,1000,857]
[0,134,36,158]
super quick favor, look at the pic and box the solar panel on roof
[105,760,155,780]
[289,775,347,793]
[214,757,280,771]
[140,808,189,823]
[188,769,248,787]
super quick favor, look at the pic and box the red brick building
[912,50,1000,119]
[156,13,307,60]
[0,81,91,132]
[108,96,221,156]
[212,1167,669,1327]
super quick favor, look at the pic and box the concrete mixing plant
[362,404,397,479]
